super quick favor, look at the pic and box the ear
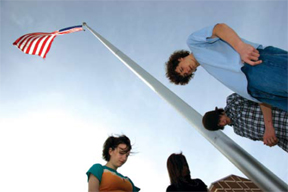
[109,148,113,155]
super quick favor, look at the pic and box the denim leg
[241,46,288,111]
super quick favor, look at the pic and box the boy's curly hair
[165,50,195,85]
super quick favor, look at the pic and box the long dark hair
[167,152,191,187]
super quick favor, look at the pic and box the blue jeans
[241,46,288,111]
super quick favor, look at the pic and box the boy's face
[218,114,230,127]
[175,57,196,77]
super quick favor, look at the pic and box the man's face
[175,57,196,77]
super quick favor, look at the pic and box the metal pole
[82,22,288,191]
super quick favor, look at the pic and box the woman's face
[109,144,130,168]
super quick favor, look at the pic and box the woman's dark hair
[102,135,132,161]
[167,152,191,187]
[165,50,194,85]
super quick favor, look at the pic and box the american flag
[13,25,84,59]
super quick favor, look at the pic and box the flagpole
[82,22,288,191]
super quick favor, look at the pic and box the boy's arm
[211,23,262,66]
[259,103,278,147]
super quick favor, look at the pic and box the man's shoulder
[187,24,219,46]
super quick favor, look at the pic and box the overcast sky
[1,1,287,191]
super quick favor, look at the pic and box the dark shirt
[166,179,208,192]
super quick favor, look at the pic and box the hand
[263,126,278,147]
[237,42,262,66]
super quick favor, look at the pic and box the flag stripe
[59,25,82,32]
[26,35,44,54]
[13,34,26,46]
[22,35,38,53]
[40,35,55,58]
[14,33,52,48]
[18,35,34,50]
[29,36,43,55]
[42,35,57,58]
[38,36,50,57]
[32,35,47,55]
[58,28,83,35]
[13,25,83,58]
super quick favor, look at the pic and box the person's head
[167,152,191,186]
[202,107,229,131]
[165,50,197,85]
[102,135,132,168]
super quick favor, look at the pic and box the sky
[0,1,287,191]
